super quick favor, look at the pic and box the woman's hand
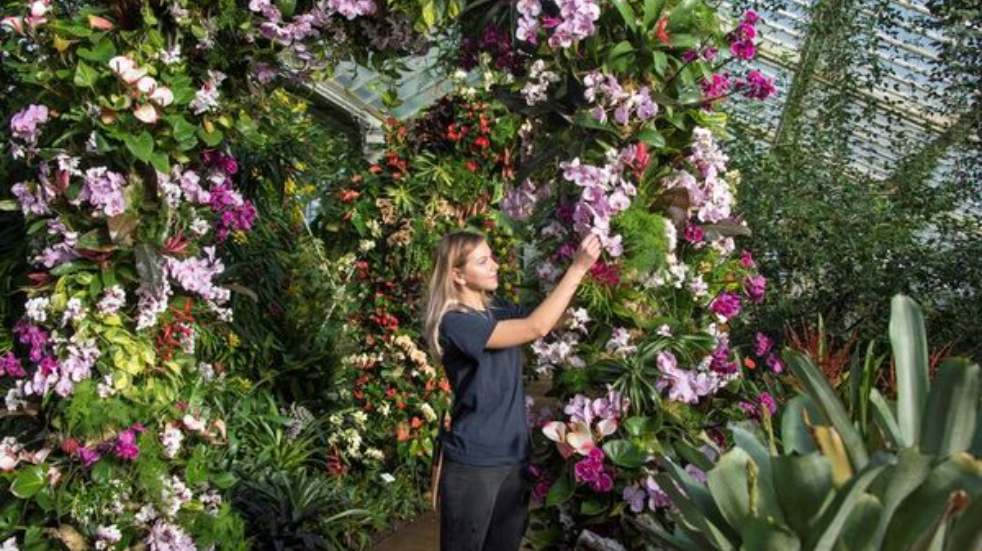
[571,233,602,273]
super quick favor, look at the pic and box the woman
[424,230,602,551]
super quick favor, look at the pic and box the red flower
[338,189,360,203]
[446,123,463,142]
[655,17,671,45]
[466,160,479,172]
[473,136,490,150]
[386,387,397,398]
[61,438,80,456]
[410,416,423,429]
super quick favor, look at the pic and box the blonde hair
[424,231,489,358]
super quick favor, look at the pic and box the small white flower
[380,472,395,484]
[24,296,49,323]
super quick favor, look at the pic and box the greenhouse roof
[309,0,976,187]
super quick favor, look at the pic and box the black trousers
[439,458,532,551]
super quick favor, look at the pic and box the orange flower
[439,378,451,393]
[338,189,360,203]
[743,357,757,370]
[410,416,423,429]
[368,164,383,174]
[396,422,411,442]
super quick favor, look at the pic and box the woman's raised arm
[486,233,601,349]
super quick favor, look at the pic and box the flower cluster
[583,72,658,126]
[1,436,51,472]
[8,103,49,157]
[753,331,784,373]
[516,0,601,49]
[622,475,671,513]
[521,59,560,106]
[656,350,733,404]
[574,447,614,492]
[189,70,226,115]
[501,178,552,221]
[530,308,589,375]
[459,24,523,74]
[558,145,646,256]
[727,10,760,61]
[661,127,734,224]
[108,56,174,124]
[165,246,232,320]
[542,386,627,457]
[604,327,637,357]
[74,166,128,217]
[0,0,52,35]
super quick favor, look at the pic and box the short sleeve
[491,299,531,321]
[440,310,497,360]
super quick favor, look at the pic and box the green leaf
[871,447,932,548]
[869,389,902,448]
[661,458,734,541]
[808,456,891,551]
[149,151,170,174]
[603,439,647,468]
[889,294,930,447]
[730,424,784,523]
[73,60,99,88]
[882,454,982,551]
[786,350,869,469]
[707,448,752,529]
[10,465,46,498]
[651,51,669,78]
[198,126,224,146]
[656,471,736,550]
[90,460,113,484]
[124,131,155,162]
[610,0,637,31]
[580,497,609,516]
[669,33,699,49]
[740,517,801,551]
[919,359,979,456]
[546,470,575,507]
[212,472,238,490]
[77,39,116,62]
[838,493,882,551]
[638,128,666,148]
[606,41,636,73]
[772,453,834,537]
[643,0,665,29]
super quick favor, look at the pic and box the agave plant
[632,295,981,550]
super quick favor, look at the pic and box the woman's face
[456,240,499,292]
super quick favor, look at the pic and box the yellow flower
[227,332,240,348]
[284,178,297,195]
[232,230,248,245]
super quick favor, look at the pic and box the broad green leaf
[772,453,834,537]
[787,350,868,469]
[10,465,46,498]
[869,389,901,448]
[808,456,891,551]
[546,469,575,507]
[198,126,224,146]
[76,38,116,62]
[610,0,637,31]
[124,131,155,162]
[781,394,828,454]
[871,447,932,548]
[889,294,930,447]
[740,517,801,551]
[882,453,982,551]
[580,497,608,516]
[730,424,784,522]
[838,493,882,551]
[919,359,979,456]
[73,60,99,88]
[638,127,666,148]
[643,0,665,29]
[707,448,752,529]
[603,439,647,468]
[656,472,736,550]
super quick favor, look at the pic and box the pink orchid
[542,420,595,458]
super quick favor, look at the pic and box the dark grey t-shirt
[438,299,531,466]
